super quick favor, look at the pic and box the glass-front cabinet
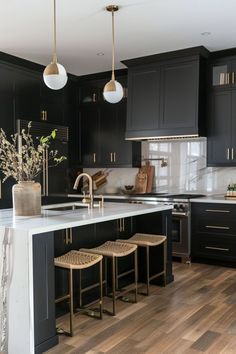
[212,59,236,87]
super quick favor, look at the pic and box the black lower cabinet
[33,232,58,354]
[191,203,236,264]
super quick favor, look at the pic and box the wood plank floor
[46,262,236,354]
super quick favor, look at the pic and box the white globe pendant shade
[43,62,68,90]
[103,80,123,104]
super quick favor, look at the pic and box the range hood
[125,134,201,142]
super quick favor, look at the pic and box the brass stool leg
[134,249,138,303]
[146,246,150,296]
[99,260,103,319]
[105,258,108,296]
[115,257,119,290]
[112,256,116,316]
[163,240,167,286]
[69,268,74,336]
[79,269,82,308]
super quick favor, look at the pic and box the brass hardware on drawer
[232,148,235,160]
[232,72,235,84]
[113,152,116,162]
[227,148,230,160]
[205,246,229,252]
[93,153,96,163]
[226,73,230,84]
[69,228,73,244]
[205,209,230,213]
[65,229,69,244]
[205,225,230,230]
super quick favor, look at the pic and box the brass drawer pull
[110,152,113,163]
[205,246,229,252]
[232,148,235,160]
[205,209,230,213]
[113,152,116,163]
[205,225,230,230]
[93,153,96,163]
[232,72,235,85]
[227,148,230,160]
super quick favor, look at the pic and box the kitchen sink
[43,202,90,211]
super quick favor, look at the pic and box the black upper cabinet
[15,69,41,122]
[126,64,160,135]
[123,47,209,139]
[208,55,236,166]
[159,59,199,135]
[80,105,100,167]
[78,71,141,168]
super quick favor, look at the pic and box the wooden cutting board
[135,170,148,193]
[135,161,155,193]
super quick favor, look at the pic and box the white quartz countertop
[190,195,236,204]
[0,202,172,234]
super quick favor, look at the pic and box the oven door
[172,213,190,256]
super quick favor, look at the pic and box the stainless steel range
[128,193,205,262]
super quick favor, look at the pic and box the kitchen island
[0,202,172,354]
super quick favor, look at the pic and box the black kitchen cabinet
[208,54,236,166]
[33,232,58,354]
[0,93,15,200]
[15,69,42,122]
[126,64,160,136]
[207,90,232,165]
[0,63,14,94]
[159,59,200,135]
[78,71,141,168]
[191,203,236,263]
[80,104,100,166]
[123,47,209,139]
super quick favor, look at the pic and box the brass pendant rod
[111,9,115,81]
[52,0,57,63]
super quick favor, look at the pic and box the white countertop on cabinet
[190,195,236,204]
[0,202,172,234]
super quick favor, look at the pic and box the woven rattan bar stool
[81,241,138,316]
[117,233,167,296]
[54,250,103,336]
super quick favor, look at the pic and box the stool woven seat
[81,241,137,258]
[55,250,103,270]
[117,233,166,247]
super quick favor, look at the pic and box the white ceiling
[0,0,236,76]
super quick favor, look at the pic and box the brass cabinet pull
[110,152,113,163]
[232,72,235,84]
[93,153,96,163]
[69,228,73,244]
[45,110,48,121]
[42,148,46,196]
[226,73,230,84]
[219,73,225,85]
[113,152,116,162]
[205,209,230,213]
[45,148,49,196]
[232,148,235,160]
[227,148,230,160]
[205,246,229,252]
[41,111,45,121]
[205,225,230,230]
[65,229,69,244]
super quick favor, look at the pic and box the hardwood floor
[46,262,236,354]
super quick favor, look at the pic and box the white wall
[85,139,236,195]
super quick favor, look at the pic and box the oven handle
[172,212,189,217]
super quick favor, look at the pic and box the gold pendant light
[43,0,68,90]
[103,5,124,104]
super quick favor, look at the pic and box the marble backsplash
[85,138,236,195]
